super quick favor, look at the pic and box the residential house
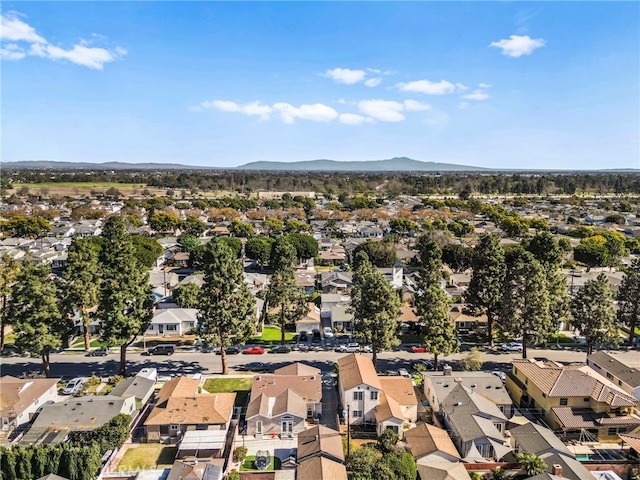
[404,422,461,464]
[296,456,348,480]
[297,425,344,464]
[245,363,322,438]
[147,308,199,336]
[20,395,136,445]
[378,267,403,289]
[423,370,514,418]
[338,353,417,435]
[296,303,321,334]
[320,271,354,294]
[587,351,640,401]
[144,376,235,442]
[0,376,59,431]
[171,251,190,267]
[110,368,157,406]
[295,271,317,295]
[375,376,418,437]
[441,383,511,461]
[245,272,269,295]
[166,458,224,480]
[508,422,595,480]
[330,304,354,333]
[320,294,350,318]
[449,304,487,334]
[506,359,640,442]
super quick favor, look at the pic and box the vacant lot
[116,444,178,470]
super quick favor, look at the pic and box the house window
[352,410,363,418]
[494,423,503,432]
[353,391,363,401]
[608,428,618,436]
[256,421,263,434]
[560,398,568,406]
[618,380,622,386]
[370,391,378,401]
[584,398,590,402]
[166,324,177,331]
[606,372,613,380]
[170,425,179,431]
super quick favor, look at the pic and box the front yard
[251,326,296,343]
[116,444,178,470]
[240,455,282,471]
[203,377,253,408]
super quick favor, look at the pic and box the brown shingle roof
[0,376,59,418]
[551,406,640,429]
[378,377,416,406]
[156,377,200,406]
[273,363,321,376]
[296,456,347,480]
[297,425,344,462]
[338,353,381,391]
[404,423,460,461]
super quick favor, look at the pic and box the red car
[243,346,265,355]
[410,346,427,353]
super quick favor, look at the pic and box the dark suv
[312,329,322,343]
[271,345,292,354]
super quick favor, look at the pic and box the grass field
[116,445,178,470]
[203,377,252,407]
[251,326,295,343]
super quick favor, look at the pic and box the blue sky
[1,2,639,170]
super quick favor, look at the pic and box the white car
[62,377,85,395]
[398,368,411,378]
[501,342,523,352]
[335,343,360,353]
[323,327,334,339]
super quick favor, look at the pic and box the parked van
[148,344,176,355]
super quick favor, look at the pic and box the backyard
[203,377,253,408]
[116,444,178,471]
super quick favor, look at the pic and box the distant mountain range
[1,158,638,172]
[1,157,487,172]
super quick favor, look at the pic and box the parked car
[492,370,506,381]
[398,368,411,378]
[271,345,292,354]
[62,378,85,395]
[501,342,523,352]
[311,329,322,343]
[335,343,360,353]
[241,362,270,373]
[201,345,219,353]
[216,346,242,355]
[244,346,265,355]
[323,327,334,339]
[148,344,176,355]
[360,345,372,353]
[410,346,427,353]
[86,347,110,357]
[298,331,308,342]
[411,360,433,371]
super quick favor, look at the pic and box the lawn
[240,456,281,471]
[116,445,178,470]
[251,326,295,343]
[203,377,252,408]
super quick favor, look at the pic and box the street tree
[0,254,20,351]
[173,283,201,309]
[98,216,154,375]
[62,238,101,351]
[8,262,71,376]
[618,259,640,346]
[464,234,506,346]
[571,273,617,355]
[198,239,257,374]
[266,268,308,344]
[349,252,401,368]
[500,251,551,359]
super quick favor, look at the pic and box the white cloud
[364,77,382,87]
[367,68,381,74]
[0,12,46,43]
[358,99,405,122]
[478,83,492,88]
[339,113,370,125]
[337,98,346,105]
[490,35,545,57]
[203,100,272,119]
[397,79,456,95]
[404,99,431,111]
[0,12,125,69]
[458,102,470,110]
[455,83,469,92]
[0,43,26,60]
[273,102,338,123]
[31,43,121,70]
[324,67,367,85]
[462,90,490,101]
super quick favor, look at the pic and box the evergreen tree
[270,236,297,272]
[8,262,70,376]
[267,269,308,344]
[0,253,20,351]
[618,259,640,346]
[98,216,154,376]
[571,273,617,355]
[173,283,201,309]
[349,252,401,368]
[414,237,459,370]
[31,443,49,478]
[500,251,551,359]
[198,239,257,374]
[245,236,274,270]
[62,237,101,351]
[464,234,506,346]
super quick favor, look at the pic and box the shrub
[86,375,101,387]
[233,446,247,463]
[459,347,483,371]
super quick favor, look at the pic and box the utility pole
[347,404,351,458]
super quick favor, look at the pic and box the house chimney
[551,464,562,477]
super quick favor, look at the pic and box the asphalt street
[2,345,639,379]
